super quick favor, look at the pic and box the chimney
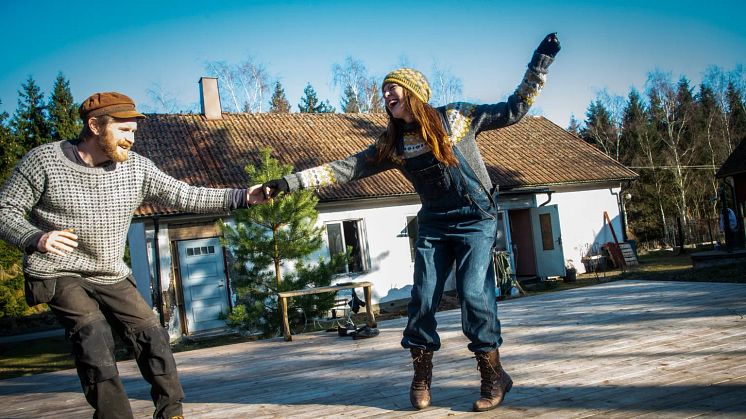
[199,77,222,120]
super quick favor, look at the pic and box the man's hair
[374,90,456,166]
[79,115,113,141]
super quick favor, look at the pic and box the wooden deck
[2,280,745,418]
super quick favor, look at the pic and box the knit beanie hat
[382,68,431,103]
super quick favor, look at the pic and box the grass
[0,334,75,378]
[2,248,744,381]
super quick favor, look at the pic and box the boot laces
[411,351,432,389]
[475,352,501,385]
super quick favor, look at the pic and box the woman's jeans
[401,151,501,353]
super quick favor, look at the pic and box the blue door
[530,205,566,279]
[177,238,229,333]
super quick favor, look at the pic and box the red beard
[96,130,130,163]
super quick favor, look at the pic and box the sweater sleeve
[467,51,555,134]
[0,158,46,250]
[141,158,234,214]
[283,143,397,191]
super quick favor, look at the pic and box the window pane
[343,220,363,272]
[326,223,344,256]
[539,213,554,250]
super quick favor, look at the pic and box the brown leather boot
[409,348,434,409]
[473,349,513,412]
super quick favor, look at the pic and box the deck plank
[1,280,745,418]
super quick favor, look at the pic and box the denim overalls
[401,146,502,353]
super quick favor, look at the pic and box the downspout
[152,215,165,327]
[610,187,628,242]
[539,191,553,207]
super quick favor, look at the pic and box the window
[539,213,554,250]
[406,216,418,262]
[326,219,369,274]
[186,245,216,257]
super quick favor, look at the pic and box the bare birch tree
[332,56,379,113]
[646,70,696,239]
[204,58,271,113]
[430,61,463,106]
[143,82,182,113]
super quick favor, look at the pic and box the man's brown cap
[79,92,146,120]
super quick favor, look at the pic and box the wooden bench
[277,281,377,341]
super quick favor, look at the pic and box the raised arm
[465,33,561,134]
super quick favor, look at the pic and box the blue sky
[1,0,744,128]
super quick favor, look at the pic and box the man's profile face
[96,118,138,163]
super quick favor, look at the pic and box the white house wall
[311,200,422,305]
[547,187,624,274]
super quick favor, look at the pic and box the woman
[263,33,560,411]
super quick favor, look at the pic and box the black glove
[537,32,561,58]
[262,178,289,199]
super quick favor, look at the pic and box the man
[0,92,265,419]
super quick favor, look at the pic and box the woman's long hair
[374,90,457,166]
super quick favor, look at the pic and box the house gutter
[539,191,554,207]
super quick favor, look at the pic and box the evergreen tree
[0,103,21,182]
[580,100,615,155]
[366,80,385,113]
[620,89,646,165]
[726,80,746,146]
[48,73,81,141]
[341,84,361,113]
[11,76,51,152]
[566,114,581,136]
[268,81,291,113]
[221,148,345,336]
[298,83,335,113]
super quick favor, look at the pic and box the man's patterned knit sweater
[0,141,234,284]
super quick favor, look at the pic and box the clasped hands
[247,178,290,205]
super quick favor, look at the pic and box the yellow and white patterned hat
[382,68,431,103]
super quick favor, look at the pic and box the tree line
[572,66,746,248]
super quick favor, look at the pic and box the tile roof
[132,113,637,217]
[716,136,746,178]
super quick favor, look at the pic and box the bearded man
[0,92,265,419]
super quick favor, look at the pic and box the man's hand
[37,229,78,256]
[247,184,268,205]
[262,178,290,199]
[537,32,561,58]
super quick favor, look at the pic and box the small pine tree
[298,83,335,113]
[221,148,345,336]
[566,114,581,136]
[11,76,52,152]
[268,81,292,113]
[341,84,361,113]
[48,73,82,141]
